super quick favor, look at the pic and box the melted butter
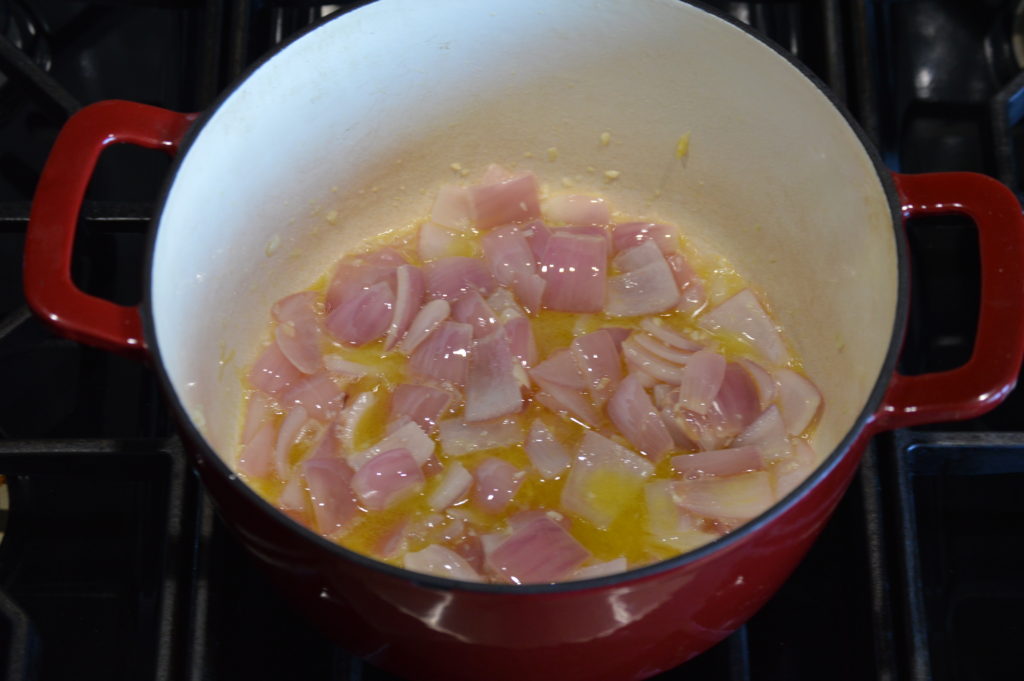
[238,211,818,574]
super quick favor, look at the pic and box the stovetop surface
[1,2,1022,680]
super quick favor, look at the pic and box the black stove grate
[0,1,1022,680]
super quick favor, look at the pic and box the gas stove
[0,2,1021,679]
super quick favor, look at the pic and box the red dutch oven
[22,1,1024,679]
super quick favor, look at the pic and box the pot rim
[141,0,908,594]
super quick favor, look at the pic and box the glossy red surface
[23,95,1024,681]
[23,100,196,358]
[872,172,1024,432]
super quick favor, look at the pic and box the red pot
[22,1,1024,679]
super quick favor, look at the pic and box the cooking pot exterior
[188,421,869,681]
[23,1,1024,680]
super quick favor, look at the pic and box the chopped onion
[607,374,674,460]
[469,172,542,230]
[408,321,473,386]
[465,328,523,422]
[326,280,395,346]
[570,329,623,406]
[561,431,654,529]
[424,256,497,302]
[350,448,425,511]
[674,471,775,522]
[272,291,322,374]
[737,358,777,409]
[431,184,473,229]
[397,299,451,355]
[388,383,452,433]
[570,557,629,580]
[504,316,538,368]
[485,517,590,584]
[281,373,345,422]
[621,336,686,384]
[677,350,727,416]
[606,240,680,316]
[349,421,435,470]
[611,222,678,254]
[404,545,482,581]
[671,446,764,479]
[472,457,525,514]
[525,420,571,478]
[774,368,823,435]
[452,290,498,337]
[237,421,276,478]
[539,231,608,312]
[438,417,522,456]
[249,341,303,396]
[543,194,611,226]
[639,318,702,351]
[338,391,376,453]
[383,265,425,350]
[733,405,790,462]
[700,289,789,365]
[427,461,473,511]
[303,457,359,537]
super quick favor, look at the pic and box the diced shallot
[427,461,473,511]
[531,349,587,389]
[325,248,405,312]
[472,458,524,513]
[438,417,522,456]
[525,420,571,478]
[486,517,591,584]
[281,373,345,421]
[482,225,537,287]
[561,431,654,529]
[738,358,777,409]
[277,474,309,524]
[272,291,322,374]
[700,289,789,365]
[469,172,541,230]
[539,231,608,312]
[639,318,702,351]
[774,368,823,435]
[238,421,276,478]
[464,328,523,422]
[408,321,472,386]
[607,374,674,460]
[397,299,450,355]
[418,222,467,261]
[404,545,482,581]
[533,382,603,428]
[338,391,376,452]
[326,280,395,346]
[733,405,790,462]
[274,406,318,478]
[504,316,538,368]
[350,448,425,511]
[621,336,686,384]
[611,222,678,254]
[773,438,818,497]
[674,471,775,522]
[666,254,707,314]
[632,332,696,365]
[241,392,274,444]
[424,257,497,301]
[383,265,425,350]
[249,342,303,396]
[349,421,435,470]
[452,290,498,337]
[677,350,727,416]
[324,355,371,379]
[671,446,764,479]
[570,558,629,580]
[607,240,680,317]
[431,184,473,228]
[570,329,623,406]
[543,195,610,226]
[388,383,451,433]
[303,457,359,537]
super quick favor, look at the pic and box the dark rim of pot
[142,0,908,594]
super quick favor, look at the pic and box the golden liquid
[240,221,813,570]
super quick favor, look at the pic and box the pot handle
[23,100,197,358]
[872,171,1024,431]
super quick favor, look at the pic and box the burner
[0,0,52,109]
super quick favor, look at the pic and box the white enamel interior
[151,0,897,469]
